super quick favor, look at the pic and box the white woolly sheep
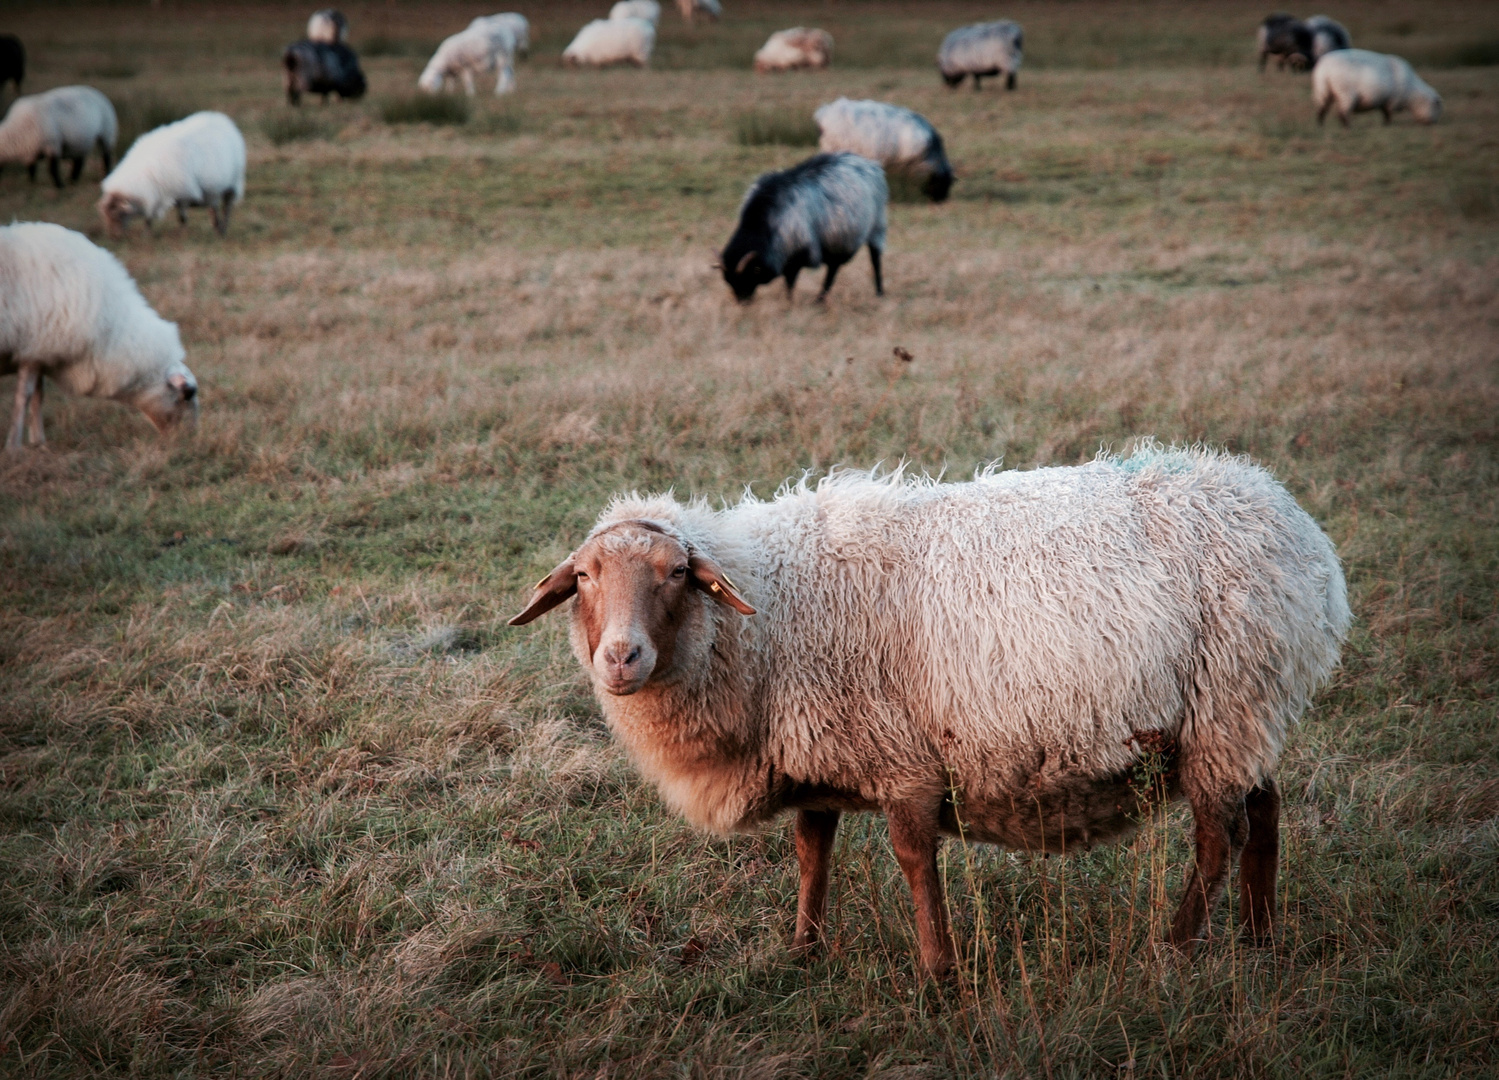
[814,97,953,202]
[562,18,656,68]
[509,446,1350,976]
[1314,48,1442,125]
[306,9,349,45]
[419,25,517,96]
[938,20,1023,90]
[754,28,834,73]
[676,0,721,23]
[99,111,246,237]
[1306,14,1351,59]
[0,85,117,188]
[1,222,197,449]
[610,1,661,25]
[469,13,531,58]
[719,152,887,303]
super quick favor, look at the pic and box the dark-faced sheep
[1258,13,1314,71]
[508,447,1350,976]
[719,152,887,303]
[938,20,1023,90]
[282,40,367,105]
[0,34,24,95]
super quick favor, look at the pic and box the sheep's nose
[182,384,197,402]
[603,642,641,670]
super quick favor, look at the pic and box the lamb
[610,1,661,25]
[814,97,953,203]
[0,34,23,95]
[754,28,834,73]
[419,24,517,96]
[282,40,367,105]
[938,20,1023,90]
[0,85,117,188]
[1306,14,1351,59]
[718,152,887,303]
[677,0,721,23]
[98,112,246,237]
[1313,48,1442,125]
[306,9,349,45]
[1,222,198,450]
[469,14,531,58]
[562,18,656,68]
[1257,13,1314,71]
[508,446,1350,976]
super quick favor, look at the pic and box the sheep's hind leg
[24,374,44,445]
[99,141,112,176]
[7,363,40,451]
[1167,790,1249,950]
[1238,778,1280,943]
[868,244,883,296]
[1006,71,1016,90]
[791,809,840,954]
[885,800,955,977]
[69,156,84,183]
[816,260,843,302]
[215,192,232,237]
[176,203,188,227]
[47,155,62,188]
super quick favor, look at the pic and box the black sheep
[0,35,24,95]
[282,40,366,106]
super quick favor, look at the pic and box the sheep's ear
[508,556,578,625]
[689,554,755,616]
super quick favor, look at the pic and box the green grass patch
[380,94,470,126]
[262,111,336,146]
[733,107,818,147]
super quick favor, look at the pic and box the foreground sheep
[610,1,661,24]
[469,13,531,57]
[0,85,117,187]
[282,40,367,105]
[1314,49,1441,125]
[99,112,246,237]
[306,9,349,45]
[1257,13,1313,71]
[938,20,1023,90]
[509,447,1350,975]
[677,0,721,22]
[754,28,834,73]
[0,34,23,95]
[419,25,516,96]
[562,18,656,68]
[814,97,953,202]
[2,222,197,449]
[719,152,887,302]
[1306,14,1351,59]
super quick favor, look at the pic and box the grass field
[1,1,1497,1076]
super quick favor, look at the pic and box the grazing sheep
[1306,14,1351,59]
[938,20,1023,90]
[306,9,349,45]
[1257,13,1314,71]
[1314,48,1442,125]
[720,152,887,303]
[677,0,721,22]
[754,28,834,73]
[0,34,23,95]
[282,40,367,105]
[98,111,246,237]
[1,222,197,449]
[419,25,517,96]
[0,85,117,188]
[508,446,1350,976]
[469,13,531,57]
[610,0,661,25]
[562,18,656,68]
[814,97,953,203]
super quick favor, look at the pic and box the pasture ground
[1,2,1497,1076]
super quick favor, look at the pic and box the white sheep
[98,111,246,237]
[938,20,1023,90]
[754,28,834,73]
[306,8,349,45]
[0,85,117,188]
[609,1,661,25]
[419,24,517,96]
[814,97,954,202]
[562,18,656,68]
[469,13,531,58]
[676,0,721,22]
[1,222,197,449]
[1306,14,1351,60]
[509,446,1350,975]
[1313,48,1441,126]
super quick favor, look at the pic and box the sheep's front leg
[791,809,840,954]
[462,70,476,97]
[8,362,40,451]
[817,260,843,302]
[1238,778,1280,943]
[1006,72,1016,90]
[1167,791,1249,950]
[885,800,954,976]
[24,372,44,445]
[68,156,84,183]
[99,141,112,176]
[176,203,188,227]
[47,155,63,188]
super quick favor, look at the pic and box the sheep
[419,25,517,96]
[469,13,531,58]
[306,9,349,45]
[718,152,887,303]
[282,40,367,105]
[938,20,1023,90]
[1314,48,1442,126]
[508,446,1350,976]
[814,97,953,203]
[754,28,834,73]
[0,34,23,95]
[0,85,117,188]
[562,18,656,68]
[677,0,721,23]
[1257,13,1314,71]
[1306,14,1351,59]
[98,112,246,237]
[609,1,661,25]
[1,222,198,450]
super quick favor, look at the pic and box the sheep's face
[1413,93,1443,124]
[721,249,777,302]
[98,192,145,236]
[509,521,754,696]
[134,353,199,434]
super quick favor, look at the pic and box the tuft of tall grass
[262,111,336,146]
[381,94,470,126]
[113,96,194,151]
[733,107,819,148]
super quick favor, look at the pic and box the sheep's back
[815,99,934,169]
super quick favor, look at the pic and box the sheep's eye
[576,571,590,580]
[671,565,688,578]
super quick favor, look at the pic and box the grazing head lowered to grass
[98,111,246,237]
[0,85,116,188]
[938,20,1023,90]
[1313,49,1442,126]
[508,447,1350,977]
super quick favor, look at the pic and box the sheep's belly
[939,769,1167,854]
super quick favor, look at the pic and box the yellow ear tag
[709,582,722,594]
